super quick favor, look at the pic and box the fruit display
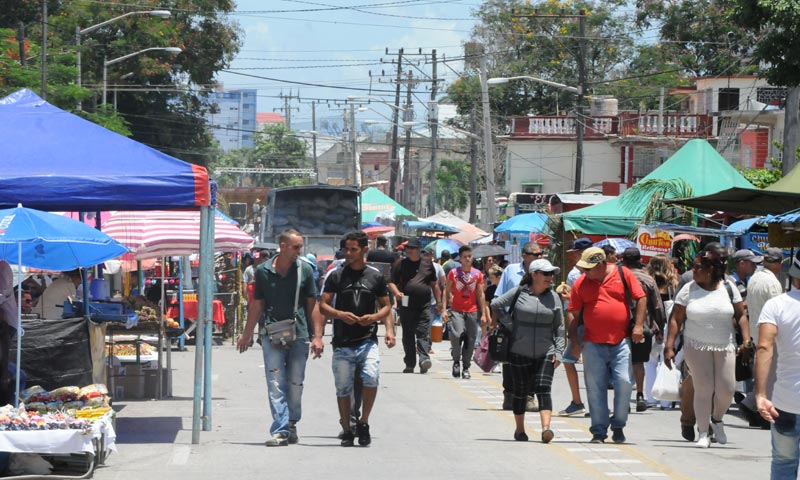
[121,296,159,322]
[106,343,155,356]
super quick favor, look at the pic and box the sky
[216,0,482,134]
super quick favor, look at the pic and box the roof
[554,193,616,205]
[360,187,415,223]
[561,139,755,235]
[256,112,285,124]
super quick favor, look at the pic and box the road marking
[567,447,620,452]
[170,446,191,465]
[586,459,642,465]
[605,473,667,477]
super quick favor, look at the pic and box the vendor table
[106,325,183,400]
[0,413,115,479]
[165,299,225,328]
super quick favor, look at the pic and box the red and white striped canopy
[103,210,254,260]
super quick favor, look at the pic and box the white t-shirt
[746,268,783,342]
[39,276,77,319]
[675,280,741,351]
[758,289,800,414]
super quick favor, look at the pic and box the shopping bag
[473,334,494,373]
[487,325,512,363]
[652,362,681,402]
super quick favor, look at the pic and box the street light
[76,10,171,106]
[103,47,182,104]
[488,74,585,194]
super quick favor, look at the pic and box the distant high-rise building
[205,88,257,151]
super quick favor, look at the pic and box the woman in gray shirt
[491,259,566,444]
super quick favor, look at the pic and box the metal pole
[428,49,439,215]
[40,0,47,100]
[178,257,185,351]
[102,58,107,105]
[389,48,403,200]
[573,13,586,194]
[312,102,318,183]
[75,26,81,110]
[479,55,496,226]
[402,70,413,207]
[351,103,361,188]
[202,207,215,431]
[192,207,209,444]
[469,107,478,224]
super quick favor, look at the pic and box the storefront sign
[637,227,673,256]
[741,232,769,253]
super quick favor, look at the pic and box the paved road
[94,327,772,480]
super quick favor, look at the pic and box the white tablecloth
[0,414,116,455]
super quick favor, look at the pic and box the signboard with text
[637,227,673,256]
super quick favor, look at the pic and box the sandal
[541,429,554,444]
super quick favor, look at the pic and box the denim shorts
[562,325,584,364]
[332,340,380,397]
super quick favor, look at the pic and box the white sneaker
[711,420,727,444]
[695,432,711,449]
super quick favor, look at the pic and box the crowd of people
[235,229,800,479]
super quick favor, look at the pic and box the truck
[259,185,361,258]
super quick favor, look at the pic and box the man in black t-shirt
[389,239,441,374]
[366,235,396,264]
[316,231,394,447]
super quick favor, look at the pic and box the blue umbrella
[593,237,636,253]
[423,238,464,258]
[0,204,129,405]
[494,213,549,233]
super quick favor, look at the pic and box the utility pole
[574,12,586,194]
[41,0,47,100]
[469,107,478,224]
[401,70,414,207]
[479,54,496,227]
[428,49,439,216]
[388,48,403,200]
[784,88,800,175]
[274,91,300,130]
[16,22,25,66]
[311,101,318,183]
[350,103,360,188]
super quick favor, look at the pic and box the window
[757,87,787,105]
[718,88,740,111]
[521,183,542,194]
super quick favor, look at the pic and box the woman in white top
[664,243,752,448]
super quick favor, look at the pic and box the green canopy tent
[360,187,415,223]
[671,160,800,216]
[560,139,756,235]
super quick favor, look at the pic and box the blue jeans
[772,408,800,480]
[582,339,633,438]
[261,337,310,436]
[332,340,380,397]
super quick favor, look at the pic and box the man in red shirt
[442,245,487,380]
[568,247,646,444]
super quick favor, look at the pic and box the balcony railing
[509,113,712,139]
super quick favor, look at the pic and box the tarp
[361,187,414,223]
[672,161,800,215]
[102,210,254,260]
[494,212,549,234]
[421,210,488,236]
[0,89,210,211]
[561,139,756,235]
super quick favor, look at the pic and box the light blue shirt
[494,262,527,298]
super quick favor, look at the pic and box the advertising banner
[637,227,673,256]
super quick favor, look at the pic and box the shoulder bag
[619,265,651,339]
[724,281,755,381]
[264,263,302,348]
[488,287,523,363]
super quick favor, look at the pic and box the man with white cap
[568,247,646,444]
[741,247,785,427]
[755,250,800,479]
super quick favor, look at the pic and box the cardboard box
[107,364,145,399]
[144,369,170,398]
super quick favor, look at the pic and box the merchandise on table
[17,384,112,418]
[106,343,155,356]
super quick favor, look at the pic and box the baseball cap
[528,259,560,276]
[422,246,435,255]
[763,247,784,263]
[576,247,606,269]
[790,251,800,279]
[572,238,593,251]
[406,238,421,249]
[732,249,763,263]
[621,247,642,264]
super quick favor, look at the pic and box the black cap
[621,247,642,263]
[406,238,421,249]
[572,238,592,250]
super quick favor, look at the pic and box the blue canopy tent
[494,212,549,234]
[0,89,213,442]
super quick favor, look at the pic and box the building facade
[205,89,257,151]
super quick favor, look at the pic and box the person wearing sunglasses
[490,259,565,443]
[568,247,647,444]
[494,242,544,412]
[664,242,751,448]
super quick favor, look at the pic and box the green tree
[740,156,783,189]
[435,159,470,213]
[210,123,311,188]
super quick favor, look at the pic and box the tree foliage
[0,0,242,165]
[210,123,311,188]
[731,0,800,87]
[740,156,783,189]
[435,159,471,213]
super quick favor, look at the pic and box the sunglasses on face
[536,271,555,277]
[523,251,543,257]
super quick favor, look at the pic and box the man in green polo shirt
[237,229,320,447]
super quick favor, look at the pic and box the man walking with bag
[316,231,395,447]
[568,247,646,444]
[237,229,320,447]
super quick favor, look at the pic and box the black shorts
[631,334,653,364]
